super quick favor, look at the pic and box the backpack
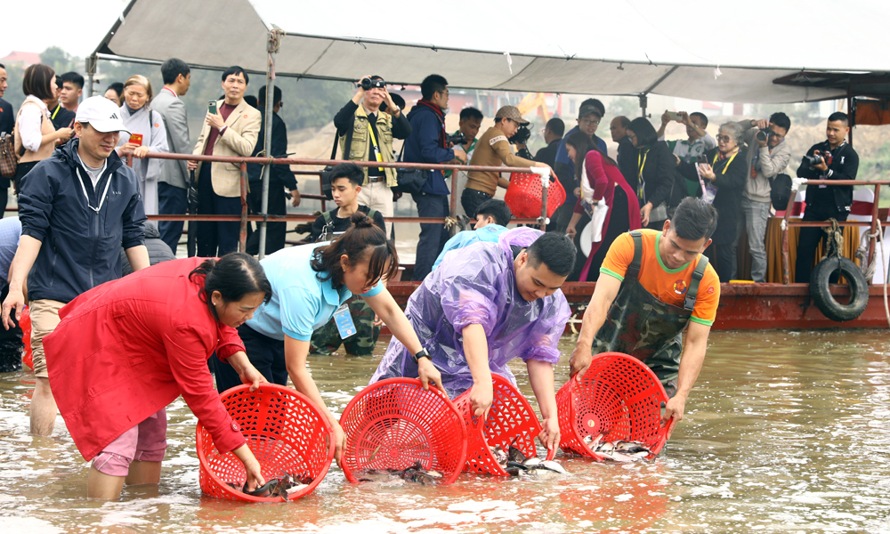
[317,208,378,242]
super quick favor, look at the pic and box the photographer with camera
[464,106,551,219]
[333,74,411,237]
[735,113,792,282]
[794,111,859,284]
[447,107,483,217]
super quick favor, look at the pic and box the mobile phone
[208,100,218,114]
[696,154,708,164]
[666,111,681,121]
[129,133,143,146]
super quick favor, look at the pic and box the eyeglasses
[767,129,784,140]
[716,135,732,142]
[579,117,600,127]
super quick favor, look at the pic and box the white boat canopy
[91,0,890,104]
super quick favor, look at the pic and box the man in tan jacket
[189,66,261,256]
[464,105,550,219]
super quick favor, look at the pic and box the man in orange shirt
[569,197,720,424]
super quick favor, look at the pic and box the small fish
[490,445,509,465]
[591,439,653,462]
[508,445,527,464]
[538,460,569,475]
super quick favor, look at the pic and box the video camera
[508,124,531,145]
[447,131,466,147]
[359,77,386,90]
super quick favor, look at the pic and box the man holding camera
[464,106,551,219]
[794,111,859,284]
[449,107,483,217]
[736,113,792,282]
[333,75,410,236]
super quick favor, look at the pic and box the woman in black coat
[625,117,675,229]
[679,121,747,281]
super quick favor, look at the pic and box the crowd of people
[0,57,864,500]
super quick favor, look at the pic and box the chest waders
[592,231,708,393]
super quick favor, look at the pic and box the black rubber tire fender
[809,256,869,322]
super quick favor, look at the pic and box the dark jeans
[412,192,450,281]
[795,202,848,284]
[196,164,242,257]
[460,188,491,220]
[246,181,288,255]
[211,324,287,393]
[158,182,188,255]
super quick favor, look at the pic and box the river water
[1,329,889,533]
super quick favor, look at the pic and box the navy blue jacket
[404,102,454,196]
[18,139,146,303]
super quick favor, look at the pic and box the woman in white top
[13,64,73,192]
[116,75,168,217]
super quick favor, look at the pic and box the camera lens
[360,77,372,90]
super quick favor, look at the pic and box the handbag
[393,144,429,195]
[0,132,17,179]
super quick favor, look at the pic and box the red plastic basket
[504,172,566,219]
[20,306,32,371]
[196,384,335,502]
[556,352,673,460]
[339,378,467,484]
[453,373,554,475]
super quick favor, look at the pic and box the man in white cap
[1,95,149,436]
[464,105,551,219]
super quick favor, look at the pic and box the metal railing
[779,179,889,284]
[144,152,554,256]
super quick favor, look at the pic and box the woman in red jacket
[565,131,642,281]
[43,253,272,499]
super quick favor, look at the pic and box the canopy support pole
[258,27,285,259]
[86,54,98,97]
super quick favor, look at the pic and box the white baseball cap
[75,96,129,133]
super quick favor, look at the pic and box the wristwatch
[414,348,431,362]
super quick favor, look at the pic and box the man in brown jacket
[463,105,550,219]
[189,66,261,256]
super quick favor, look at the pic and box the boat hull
[386,282,890,331]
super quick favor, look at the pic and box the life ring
[809,257,869,322]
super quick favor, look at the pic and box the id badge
[333,304,357,339]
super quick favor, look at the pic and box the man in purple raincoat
[371,228,575,451]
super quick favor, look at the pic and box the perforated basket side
[557,353,672,459]
[339,378,467,484]
[455,374,548,475]
[197,384,335,502]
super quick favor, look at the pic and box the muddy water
[1,329,889,533]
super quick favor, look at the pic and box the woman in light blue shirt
[212,213,440,462]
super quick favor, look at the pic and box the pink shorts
[92,408,168,477]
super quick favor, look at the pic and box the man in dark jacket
[534,117,565,168]
[795,111,859,283]
[404,74,466,281]
[1,96,148,436]
[247,85,300,255]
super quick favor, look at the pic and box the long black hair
[311,212,398,289]
[189,252,272,316]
